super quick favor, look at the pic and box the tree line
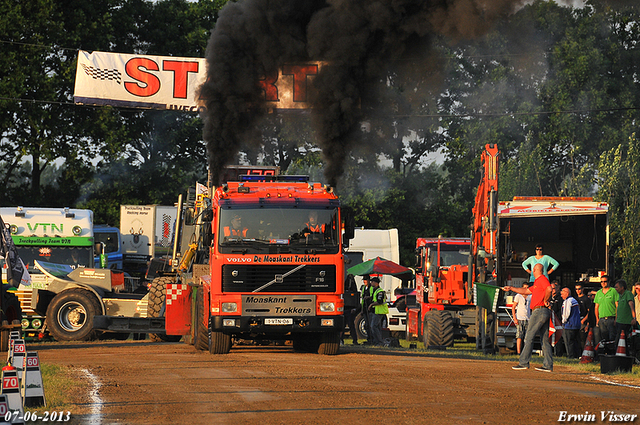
[1,0,639,281]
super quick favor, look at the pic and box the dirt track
[31,340,640,425]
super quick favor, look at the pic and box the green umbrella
[347,257,413,280]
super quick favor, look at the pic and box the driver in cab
[302,211,325,237]
[224,214,248,238]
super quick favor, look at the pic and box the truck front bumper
[211,315,344,334]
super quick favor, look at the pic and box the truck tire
[46,289,101,341]
[209,330,232,354]
[148,276,182,343]
[194,287,208,351]
[423,310,454,348]
[431,310,454,347]
[1,291,22,351]
[354,311,368,340]
[317,331,340,355]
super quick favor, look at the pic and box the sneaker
[535,366,552,372]
[512,365,528,370]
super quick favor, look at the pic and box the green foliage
[598,134,640,283]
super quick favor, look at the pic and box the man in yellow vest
[368,276,389,346]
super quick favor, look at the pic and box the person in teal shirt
[522,244,560,283]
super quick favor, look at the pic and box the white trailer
[495,197,610,353]
[345,228,411,339]
[120,205,178,274]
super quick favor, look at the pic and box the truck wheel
[318,331,340,355]
[209,330,232,354]
[148,276,182,342]
[422,314,432,348]
[194,287,208,351]
[1,291,22,351]
[46,289,101,341]
[354,312,368,340]
[423,310,454,348]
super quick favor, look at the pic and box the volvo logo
[232,270,239,277]
[319,270,326,277]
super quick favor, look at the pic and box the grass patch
[347,339,640,383]
[1,362,83,411]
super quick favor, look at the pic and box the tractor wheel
[429,310,454,347]
[209,329,232,354]
[194,287,209,351]
[354,311,368,340]
[148,276,182,342]
[46,289,101,341]
[318,331,340,355]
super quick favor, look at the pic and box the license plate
[265,318,293,325]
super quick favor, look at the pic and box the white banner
[74,50,207,111]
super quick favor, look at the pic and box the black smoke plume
[198,0,529,187]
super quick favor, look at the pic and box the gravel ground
[29,340,640,425]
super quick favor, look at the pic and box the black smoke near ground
[198,0,529,187]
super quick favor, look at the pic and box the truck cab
[93,225,123,270]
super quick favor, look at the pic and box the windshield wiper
[252,264,306,293]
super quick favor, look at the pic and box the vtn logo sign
[27,223,63,232]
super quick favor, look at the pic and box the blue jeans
[518,307,553,370]
[371,313,385,345]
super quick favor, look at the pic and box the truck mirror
[341,207,355,246]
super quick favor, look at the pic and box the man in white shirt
[512,283,531,354]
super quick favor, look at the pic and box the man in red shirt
[502,263,553,372]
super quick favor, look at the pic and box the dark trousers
[598,317,617,342]
[343,308,357,343]
[563,328,581,359]
[615,323,633,356]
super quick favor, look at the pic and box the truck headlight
[319,302,335,312]
[221,302,237,313]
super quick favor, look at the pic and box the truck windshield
[218,206,339,254]
[14,246,94,271]
[430,245,469,267]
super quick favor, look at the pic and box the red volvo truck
[164,168,355,355]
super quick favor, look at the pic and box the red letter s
[125,58,161,97]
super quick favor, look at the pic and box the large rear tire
[148,276,182,342]
[423,310,454,348]
[46,289,101,341]
[194,287,208,351]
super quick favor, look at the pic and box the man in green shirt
[614,279,636,353]
[594,275,619,343]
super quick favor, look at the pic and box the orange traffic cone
[580,328,595,364]
[616,330,627,357]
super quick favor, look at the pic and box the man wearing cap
[224,214,248,238]
[503,263,553,372]
[369,277,388,346]
[360,275,374,344]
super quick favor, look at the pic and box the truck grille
[222,265,336,293]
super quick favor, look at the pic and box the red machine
[165,168,354,355]
[407,145,500,349]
